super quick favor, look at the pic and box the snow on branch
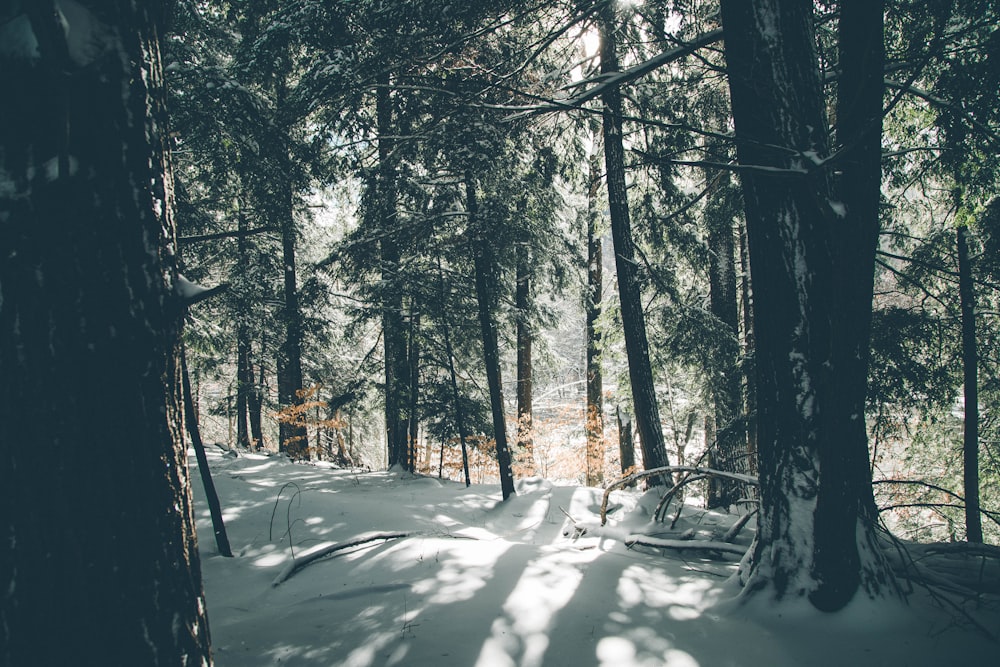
[624,535,748,559]
[601,466,758,526]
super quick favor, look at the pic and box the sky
[192,448,998,666]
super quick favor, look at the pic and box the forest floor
[192,449,998,666]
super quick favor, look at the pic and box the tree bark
[616,407,637,480]
[182,349,233,558]
[598,4,670,480]
[738,220,758,474]
[957,224,982,543]
[376,75,410,469]
[705,170,746,508]
[515,242,535,475]
[235,210,253,449]
[467,177,516,500]
[586,142,605,487]
[720,0,895,611]
[406,308,421,473]
[274,76,308,459]
[0,3,213,662]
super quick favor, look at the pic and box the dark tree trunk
[0,3,213,663]
[235,210,253,450]
[376,75,409,469]
[406,309,421,473]
[739,221,758,474]
[720,0,894,611]
[705,170,747,509]
[598,5,670,480]
[586,143,605,487]
[515,243,535,475]
[467,177,516,500]
[438,262,472,486]
[957,224,983,543]
[616,407,637,481]
[274,78,308,459]
[247,348,265,450]
[182,350,233,558]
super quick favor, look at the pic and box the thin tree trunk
[275,77,307,459]
[586,141,605,487]
[705,170,746,508]
[407,308,421,473]
[739,220,758,474]
[182,349,233,557]
[437,261,472,486]
[247,350,265,450]
[235,210,252,450]
[598,5,670,480]
[516,242,535,475]
[467,176,516,500]
[376,74,409,469]
[0,4,213,660]
[957,224,983,543]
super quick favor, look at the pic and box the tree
[720,0,896,610]
[598,2,671,480]
[0,2,212,663]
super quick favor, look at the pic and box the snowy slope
[191,450,997,666]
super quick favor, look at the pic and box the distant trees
[0,2,212,663]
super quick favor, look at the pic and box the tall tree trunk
[515,242,535,475]
[376,74,409,469]
[274,77,308,459]
[247,346,265,450]
[739,220,758,474]
[598,4,670,480]
[720,0,894,611]
[438,262,472,487]
[0,3,213,662]
[586,142,605,487]
[705,170,746,508]
[467,176,516,500]
[407,308,421,473]
[235,209,253,450]
[182,349,233,558]
[957,224,983,543]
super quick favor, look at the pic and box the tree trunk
[247,348,265,450]
[0,3,213,662]
[738,220,758,474]
[720,0,895,611]
[616,407,637,482]
[467,177,516,500]
[182,349,233,558]
[705,170,747,509]
[274,77,308,459]
[235,210,253,450]
[406,308,421,473]
[957,224,982,543]
[586,142,605,487]
[598,5,670,480]
[516,242,535,475]
[376,75,409,469]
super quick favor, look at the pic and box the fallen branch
[601,466,758,525]
[272,531,412,586]
[624,534,748,559]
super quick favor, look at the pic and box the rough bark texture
[599,5,670,479]
[586,143,605,487]
[274,77,308,459]
[0,2,213,663]
[705,170,748,508]
[236,211,253,449]
[515,243,535,475]
[377,77,410,469]
[720,0,894,611]
[468,178,516,500]
[957,224,983,543]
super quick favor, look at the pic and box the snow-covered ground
[191,449,997,666]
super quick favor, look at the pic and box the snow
[192,449,998,666]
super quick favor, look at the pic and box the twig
[624,535,747,560]
[272,531,412,586]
